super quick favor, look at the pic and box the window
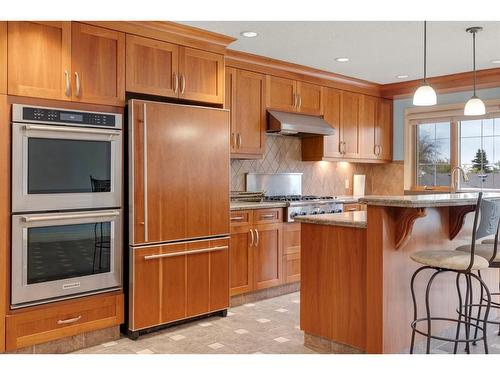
[410,109,500,191]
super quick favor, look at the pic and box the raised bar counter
[295,211,367,228]
[299,193,500,354]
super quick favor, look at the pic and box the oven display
[22,107,116,127]
[60,113,83,122]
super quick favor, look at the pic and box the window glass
[415,122,451,187]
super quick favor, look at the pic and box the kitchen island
[296,193,500,354]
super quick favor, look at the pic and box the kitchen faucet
[450,166,469,193]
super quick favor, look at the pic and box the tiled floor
[75,292,315,354]
[75,291,500,354]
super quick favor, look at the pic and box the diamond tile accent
[274,337,290,343]
[102,341,118,347]
[208,342,225,349]
[244,303,255,307]
[227,311,236,316]
[292,300,300,304]
[256,318,271,323]
[275,308,288,313]
[234,329,249,335]
[198,322,213,327]
[169,334,186,341]
[136,349,154,354]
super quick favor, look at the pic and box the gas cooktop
[264,195,335,202]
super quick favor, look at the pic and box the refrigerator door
[128,100,230,246]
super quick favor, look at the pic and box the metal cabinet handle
[173,72,179,94]
[293,94,298,109]
[379,144,383,156]
[180,74,186,94]
[261,214,275,219]
[143,103,149,242]
[231,216,244,221]
[249,229,255,247]
[144,245,228,260]
[236,133,242,148]
[22,211,120,222]
[23,124,121,137]
[64,70,71,97]
[254,229,259,247]
[57,315,82,325]
[298,94,302,110]
[230,133,235,148]
[74,72,81,97]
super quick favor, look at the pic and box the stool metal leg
[472,270,484,345]
[410,266,432,354]
[470,272,492,354]
[464,274,472,354]
[425,269,442,354]
[453,273,463,354]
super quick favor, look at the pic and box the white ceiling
[181,21,500,84]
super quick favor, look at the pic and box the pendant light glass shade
[464,26,485,116]
[464,96,486,116]
[413,84,437,106]
[413,21,437,106]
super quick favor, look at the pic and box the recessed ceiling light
[491,59,500,64]
[396,74,409,79]
[240,31,258,38]
[335,57,350,62]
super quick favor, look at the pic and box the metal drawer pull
[173,72,179,94]
[180,74,186,94]
[57,315,82,325]
[24,124,121,137]
[255,229,259,247]
[250,229,254,247]
[23,211,120,222]
[144,245,228,260]
[75,72,81,97]
[261,214,275,219]
[298,94,302,109]
[64,70,71,97]
[231,216,244,220]
[236,133,242,148]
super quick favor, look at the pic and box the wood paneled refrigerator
[127,100,230,337]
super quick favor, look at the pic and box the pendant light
[413,21,437,106]
[464,26,486,116]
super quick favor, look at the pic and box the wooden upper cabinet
[71,23,125,106]
[267,76,297,112]
[323,88,342,158]
[296,81,323,115]
[126,34,179,98]
[359,95,378,159]
[178,47,224,104]
[0,22,6,94]
[376,98,393,161]
[225,67,236,152]
[8,21,72,101]
[341,91,361,158]
[229,69,266,158]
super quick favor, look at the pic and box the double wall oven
[11,104,123,308]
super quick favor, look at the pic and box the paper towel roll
[353,175,365,196]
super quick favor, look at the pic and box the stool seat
[410,250,489,271]
[455,244,500,262]
[482,238,497,245]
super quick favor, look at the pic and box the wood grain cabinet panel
[341,91,361,158]
[267,75,297,112]
[71,22,125,106]
[228,69,266,158]
[296,81,323,115]
[8,21,72,101]
[126,34,179,98]
[283,222,301,283]
[178,46,224,104]
[254,223,283,290]
[359,95,378,159]
[230,226,254,296]
[376,98,393,161]
[0,22,6,94]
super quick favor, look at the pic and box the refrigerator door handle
[144,245,228,260]
[143,103,148,242]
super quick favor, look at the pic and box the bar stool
[455,202,500,347]
[409,192,494,354]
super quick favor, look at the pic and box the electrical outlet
[345,179,350,189]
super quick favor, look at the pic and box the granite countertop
[294,211,367,229]
[358,192,500,208]
[230,201,288,211]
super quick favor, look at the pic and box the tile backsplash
[231,135,376,196]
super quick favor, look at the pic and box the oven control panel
[286,203,343,222]
[19,106,118,128]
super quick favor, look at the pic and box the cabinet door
[283,223,301,283]
[323,88,343,158]
[209,238,230,311]
[8,21,71,100]
[341,91,361,158]
[71,22,125,106]
[376,98,393,161]
[359,95,378,160]
[126,34,179,98]
[0,22,6,94]
[225,67,237,153]
[254,223,283,290]
[266,76,297,112]
[232,69,266,157]
[297,81,323,115]
[178,47,224,104]
[230,226,254,296]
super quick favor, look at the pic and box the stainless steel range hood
[267,110,335,137]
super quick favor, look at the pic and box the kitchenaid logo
[62,282,81,290]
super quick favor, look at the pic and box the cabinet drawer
[6,292,123,351]
[284,252,301,283]
[230,210,252,226]
[344,203,364,212]
[254,208,282,224]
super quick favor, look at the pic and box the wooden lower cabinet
[5,292,124,351]
[230,209,287,296]
[283,222,301,283]
[130,237,229,332]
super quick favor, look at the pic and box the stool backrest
[471,192,500,266]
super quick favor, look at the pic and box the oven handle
[23,124,121,137]
[22,211,120,223]
[144,245,228,260]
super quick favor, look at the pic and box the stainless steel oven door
[12,122,122,212]
[11,209,122,308]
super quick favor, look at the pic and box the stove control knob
[290,212,298,218]
[300,211,307,216]
[319,209,326,214]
